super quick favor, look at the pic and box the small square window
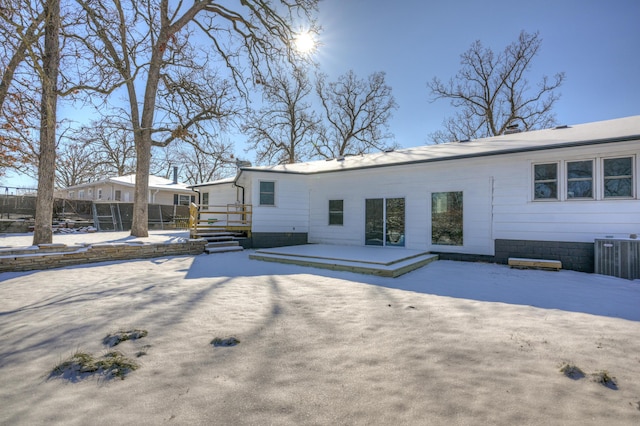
[533,163,558,200]
[604,157,633,198]
[329,200,343,225]
[260,181,275,205]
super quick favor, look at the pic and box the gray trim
[494,239,594,273]
[247,232,308,249]
[434,240,595,273]
[239,134,640,176]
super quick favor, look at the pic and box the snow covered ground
[1,231,640,424]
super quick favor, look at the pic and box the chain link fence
[0,195,189,232]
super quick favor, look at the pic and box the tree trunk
[130,131,150,237]
[32,0,60,246]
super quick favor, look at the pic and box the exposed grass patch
[135,345,152,358]
[103,329,148,347]
[559,363,586,380]
[211,337,240,347]
[591,370,618,390]
[49,350,139,382]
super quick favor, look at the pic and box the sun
[294,31,316,54]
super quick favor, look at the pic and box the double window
[329,200,343,225]
[604,157,633,198]
[534,163,558,200]
[201,192,209,210]
[259,181,275,206]
[566,160,593,199]
[176,194,191,205]
[534,156,635,201]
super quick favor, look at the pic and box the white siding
[196,183,239,206]
[239,137,640,254]
[307,161,494,255]
[250,173,310,233]
[304,139,640,253]
[491,142,640,242]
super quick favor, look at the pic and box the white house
[58,173,194,205]
[194,115,640,272]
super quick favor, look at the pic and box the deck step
[207,241,240,248]
[250,250,438,278]
[205,245,244,254]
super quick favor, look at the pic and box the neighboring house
[57,173,195,205]
[193,115,640,272]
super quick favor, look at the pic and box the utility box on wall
[594,238,640,280]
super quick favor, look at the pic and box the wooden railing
[189,202,199,238]
[189,203,252,238]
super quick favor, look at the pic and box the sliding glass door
[365,198,405,247]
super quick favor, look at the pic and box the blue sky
[316,0,640,146]
[3,0,639,190]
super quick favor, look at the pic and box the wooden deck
[250,244,438,278]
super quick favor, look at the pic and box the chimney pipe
[172,166,178,184]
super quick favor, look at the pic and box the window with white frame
[177,194,191,205]
[78,190,85,199]
[97,188,102,200]
[533,155,636,201]
[201,192,209,210]
[603,156,634,198]
[259,181,275,206]
[329,199,343,225]
[533,163,558,200]
[567,160,594,199]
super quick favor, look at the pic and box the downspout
[232,169,248,236]
[191,187,201,205]
[233,169,245,204]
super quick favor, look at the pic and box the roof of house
[189,177,235,188]
[63,174,192,192]
[241,115,640,176]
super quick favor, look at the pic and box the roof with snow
[241,115,640,175]
[63,174,192,192]
[189,177,236,188]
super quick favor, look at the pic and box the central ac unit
[594,238,640,280]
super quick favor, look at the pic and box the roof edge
[240,134,640,176]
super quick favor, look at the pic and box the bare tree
[77,119,137,177]
[55,141,98,187]
[74,0,318,237]
[165,136,236,185]
[243,65,320,164]
[0,1,45,110]
[32,0,60,245]
[315,70,398,159]
[427,31,565,143]
[0,1,44,175]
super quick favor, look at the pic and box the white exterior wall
[307,160,494,255]
[306,139,640,254]
[491,141,640,243]
[194,183,240,206]
[193,182,240,222]
[249,172,310,233]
